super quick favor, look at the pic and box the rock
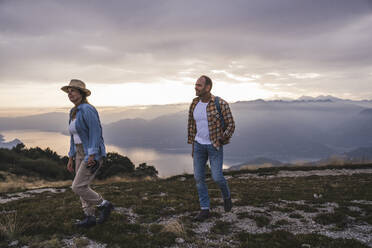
[9,240,19,246]
[313,193,322,199]
[175,238,185,244]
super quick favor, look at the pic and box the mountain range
[228,146,372,171]
[0,134,22,149]
[1,96,372,163]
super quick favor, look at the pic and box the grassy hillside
[1,164,372,247]
[0,144,158,193]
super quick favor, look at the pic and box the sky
[1,0,372,107]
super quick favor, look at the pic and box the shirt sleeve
[221,99,235,138]
[83,105,102,156]
[187,102,195,144]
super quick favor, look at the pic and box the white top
[69,119,82,144]
[193,101,211,144]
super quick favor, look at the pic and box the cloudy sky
[1,0,371,107]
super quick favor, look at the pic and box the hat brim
[61,86,91,96]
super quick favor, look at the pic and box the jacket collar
[76,103,84,110]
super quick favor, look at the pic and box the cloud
[0,0,371,100]
[288,73,321,79]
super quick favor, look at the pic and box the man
[187,75,235,221]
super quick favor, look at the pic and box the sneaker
[224,197,232,212]
[97,200,114,224]
[194,209,210,222]
[75,215,96,228]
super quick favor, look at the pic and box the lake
[1,130,233,178]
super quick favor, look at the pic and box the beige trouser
[71,144,103,216]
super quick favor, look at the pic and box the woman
[62,79,113,228]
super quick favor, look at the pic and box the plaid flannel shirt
[187,95,235,149]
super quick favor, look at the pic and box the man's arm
[221,99,235,139]
[187,101,196,157]
[187,102,196,144]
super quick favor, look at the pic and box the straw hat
[61,79,91,96]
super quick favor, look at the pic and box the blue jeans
[193,141,231,210]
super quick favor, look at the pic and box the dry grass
[162,219,185,236]
[240,163,283,171]
[94,175,157,185]
[1,164,371,247]
[0,210,24,240]
[0,173,71,193]
[73,237,90,247]
[0,173,157,193]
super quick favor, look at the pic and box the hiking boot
[194,209,210,222]
[224,197,232,212]
[97,200,114,224]
[75,215,96,228]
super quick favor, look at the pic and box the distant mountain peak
[297,95,343,102]
[0,138,22,149]
[252,99,266,103]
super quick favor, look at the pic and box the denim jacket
[68,103,106,162]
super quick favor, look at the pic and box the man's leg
[193,141,210,210]
[208,145,231,209]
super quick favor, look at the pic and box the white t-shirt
[193,101,211,144]
[69,119,82,144]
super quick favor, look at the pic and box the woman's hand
[67,157,74,173]
[87,154,96,166]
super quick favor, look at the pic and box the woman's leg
[71,145,103,216]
